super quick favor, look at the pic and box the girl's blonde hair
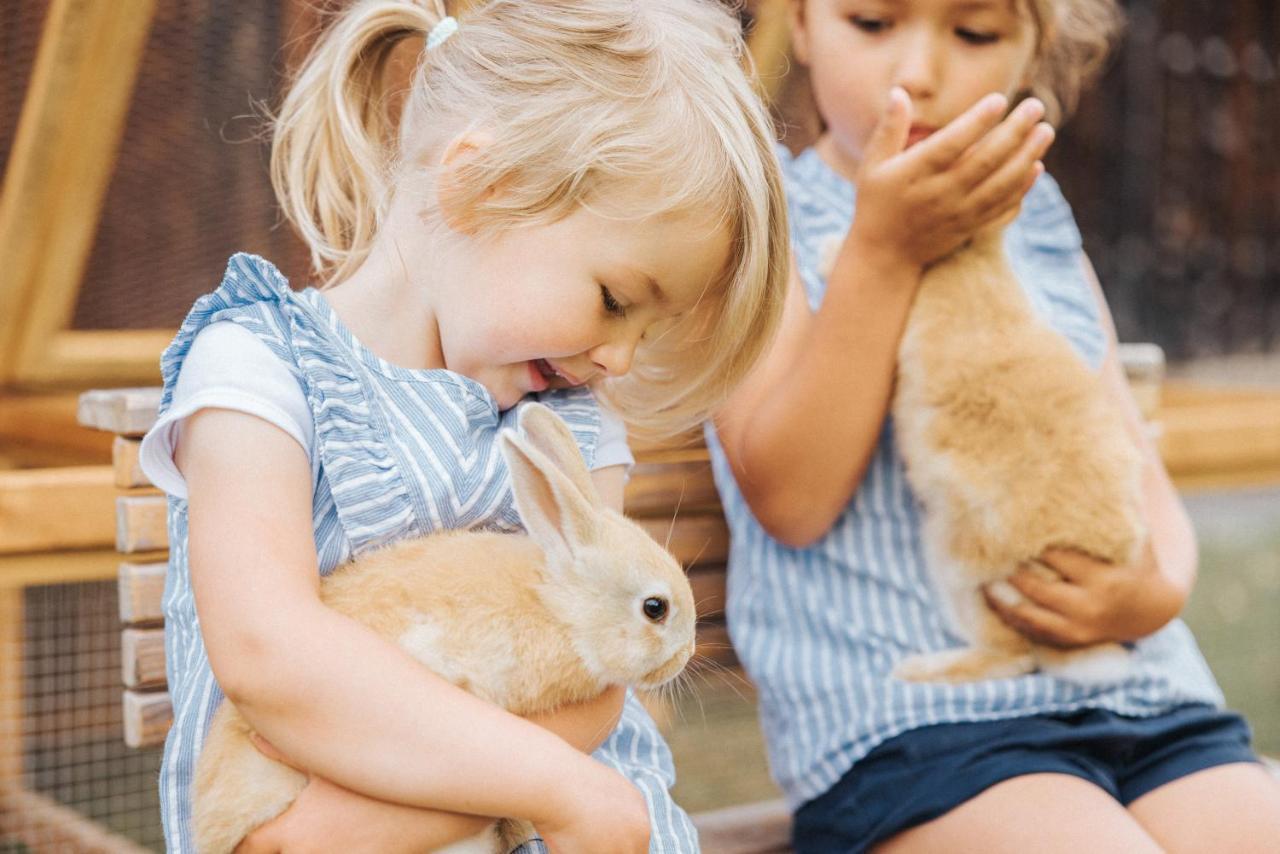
[271,0,788,440]
[1023,0,1125,125]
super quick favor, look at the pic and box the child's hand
[847,87,1056,270]
[983,544,1186,647]
[537,764,651,854]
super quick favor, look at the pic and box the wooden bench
[74,345,1179,852]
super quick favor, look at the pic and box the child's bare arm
[716,91,1053,546]
[181,409,647,853]
[985,256,1194,646]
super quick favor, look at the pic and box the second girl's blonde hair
[270,0,788,440]
[1022,0,1125,125]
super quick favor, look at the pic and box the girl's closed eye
[956,27,1001,46]
[850,15,891,34]
[600,284,626,318]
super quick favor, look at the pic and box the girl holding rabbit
[137,1,787,850]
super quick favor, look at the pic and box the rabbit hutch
[2,0,1279,851]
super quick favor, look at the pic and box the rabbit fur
[833,225,1146,684]
[192,403,697,853]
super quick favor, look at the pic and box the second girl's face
[437,196,731,411]
[793,0,1037,177]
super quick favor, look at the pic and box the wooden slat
[1160,391,1280,491]
[689,563,727,620]
[0,0,157,386]
[118,559,166,625]
[122,689,171,749]
[0,588,22,786]
[0,391,114,461]
[77,387,162,437]
[121,626,166,689]
[116,493,168,553]
[693,798,792,854]
[624,458,721,518]
[0,788,153,854]
[113,435,150,488]
[637,513,729,568]
[0,465,115,554]
[0,548,163,589]
[695,621,738,669]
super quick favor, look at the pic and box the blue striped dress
[152,253,698,852]
[704,147,1225,810]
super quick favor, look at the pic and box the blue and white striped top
[704,147,1224,810]
[150,254,698,852]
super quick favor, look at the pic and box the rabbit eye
[642,597,668,623]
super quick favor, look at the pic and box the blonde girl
[137,1,787,851]
[709,1,1280,851]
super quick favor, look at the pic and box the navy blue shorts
[792,704,1258,854]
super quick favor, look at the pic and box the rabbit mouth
[638,643,695,689]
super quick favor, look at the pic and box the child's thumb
[864,87,912,167]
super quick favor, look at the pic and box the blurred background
[1,0,1277,849]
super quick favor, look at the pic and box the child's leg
[874,773,1163,854]
[1127,762,1280,853]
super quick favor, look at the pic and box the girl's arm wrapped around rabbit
[983,256,1195,648]
[181,408,648,853]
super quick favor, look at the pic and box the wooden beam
[77,387,162,437]
[745,0,792,102]
[0,548,162,589]
[692,798,792,854]
[0,0,156,386]
[625,458,721,518]
[122,689,171,750]
[636,513,729,568]
[0,391,113,460]
[0,787,153,854]
[16,329,170,390]
[0,588,22,786]
[0,466,116,554]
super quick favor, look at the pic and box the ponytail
[270,0,447,282]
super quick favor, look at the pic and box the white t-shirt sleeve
[592,405,635,474]
[138,322,313,499]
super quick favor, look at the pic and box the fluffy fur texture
[882,228,1146,684]
[192,403,697,853]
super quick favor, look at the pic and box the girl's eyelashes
[957,28,1000,45]
[850,15,890,34]
[600,284,626,318]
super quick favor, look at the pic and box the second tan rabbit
[886,226,1146,685]
[191,402,697,853]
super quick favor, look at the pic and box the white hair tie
[427,16,458,51]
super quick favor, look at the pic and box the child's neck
[323,232,445,373]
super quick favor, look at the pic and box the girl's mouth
[533,359,582,387]
[907,125,936,148]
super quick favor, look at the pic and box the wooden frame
[0,0,161,389]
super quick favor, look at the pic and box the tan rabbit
[192,402,697,853]
[883,226,1145,684]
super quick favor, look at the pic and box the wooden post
[0,0,156,386]
[0,587,22,788]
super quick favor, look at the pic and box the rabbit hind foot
[894,647,1036,683]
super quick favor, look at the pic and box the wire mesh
[1,581,163,852]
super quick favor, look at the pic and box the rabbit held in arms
[888,227,1145,685]
[192,403,697,853]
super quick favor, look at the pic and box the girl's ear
[788,0,812,65]
[435,130,494,234]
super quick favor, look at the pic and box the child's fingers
[906,93,1008,172]
[953,98,1047,190]
[968,123,1054,220]
[984,586,1093,647]
[862,87,913,169]
[1006,563,1084,614]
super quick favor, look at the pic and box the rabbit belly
[192,703,306,854]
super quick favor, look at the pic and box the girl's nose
[892,30,940,100]
[589,331,641,378]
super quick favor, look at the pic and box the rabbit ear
[500,430,598,567]
[516,403,601,505]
